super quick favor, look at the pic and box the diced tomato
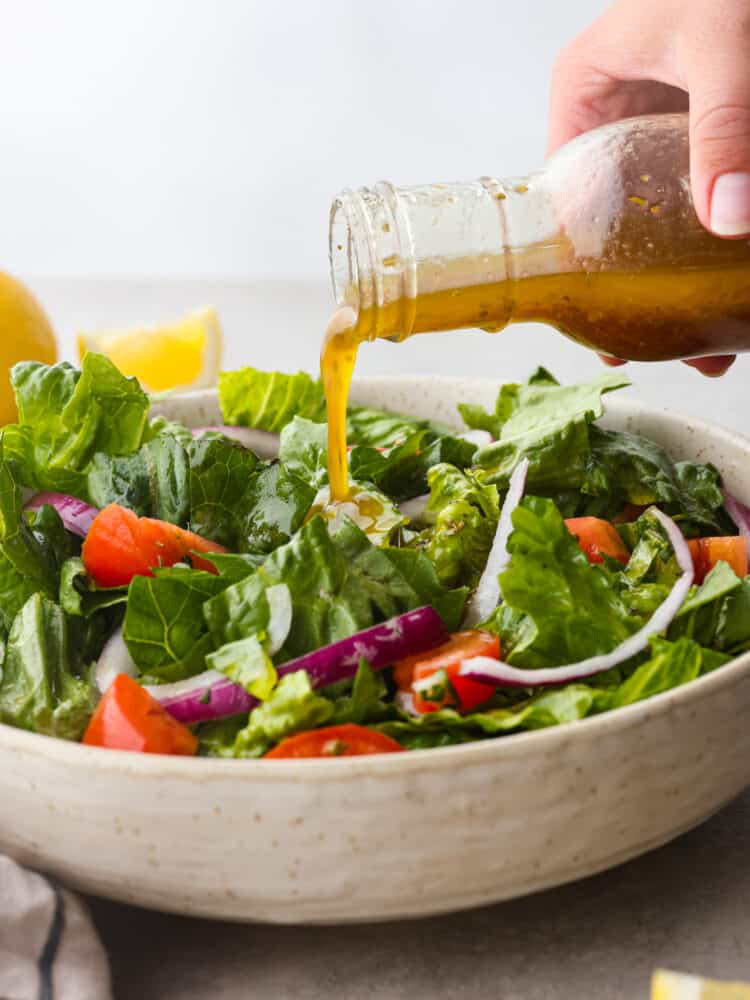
[82,504,226,587]
[83,675,198,755]
[687,536,749,584]
[264,723,404,758]
[564,517,630,565]
[394,630,499,714]
[613,503,648,524]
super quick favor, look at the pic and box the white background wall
[5,0,750,427]
[0,0,608,278]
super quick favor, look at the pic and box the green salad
[0,355,748,758]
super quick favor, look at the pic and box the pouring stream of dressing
[321,305,359,502]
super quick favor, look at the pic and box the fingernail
[710,173,750,236]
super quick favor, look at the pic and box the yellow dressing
[322,250,750,498]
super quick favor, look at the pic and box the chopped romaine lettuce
[487,496,637,668]
[187,433,260,546]
[123,567,228,673]
[470,369,629,490]
[206,635,277,699]
[87,433,190,523]
[417,463,500,588]
[204,515,467,657]
[0,593,96,740]
[10,354,149,495]
[219,368,326,431]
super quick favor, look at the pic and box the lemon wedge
[0,272,57,425]
[77,306,223,393]
[653,969,750,999]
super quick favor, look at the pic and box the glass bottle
[328,112,750,361]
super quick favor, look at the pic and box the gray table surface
[88,790,750,999]
[31,277,750,999]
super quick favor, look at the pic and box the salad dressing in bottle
[322,113,750,499]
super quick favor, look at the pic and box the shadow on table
[90,790,750,1000]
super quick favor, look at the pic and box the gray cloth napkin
[0,856,111,1000]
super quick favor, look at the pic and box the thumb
[688,47,750,236]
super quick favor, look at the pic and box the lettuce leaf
[418,463,500,588]
[578,427,732,535]
[239,463,316,555]
[203,515,467,657]
[327,659,391,724]
[278,417,329,487]
[490,496,636,668]
[0,593,96,739]
[349,432,477,502]
[206,634,277,699]
[668,561,750,654]
[219,368,325,431]
[210,671,335,758]
[187,433,260,546]
[470,369,629,490]
[59,557,128,617]
[87,433,190,523]
[10,354,149,494]
[345,406,456,448]
[278,414,476,504]
[0,452,61,630]
[123,567,228,673]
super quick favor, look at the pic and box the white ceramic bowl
[2,376,750,925]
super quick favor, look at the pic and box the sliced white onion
[394,690,419,716]
[724,490,750,559]
[461,508,694,688]
[462,458,529,627]
[265,583,292,656]
[459,429,493,448]
[95,628,138,693]
[191,426,280,459]
[398,494,433,524]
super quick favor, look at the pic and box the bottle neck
[329,178,547,341]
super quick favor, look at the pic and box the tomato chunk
[394,630,499,714]
[687,536,748,584]
[83,675,198,755]
[264,723,404,758]
[82,504,226,587]
[564,517,630,565]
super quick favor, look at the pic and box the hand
[548,0,750,377]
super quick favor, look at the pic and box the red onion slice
[462,459,529,627]
[723,489,750,559]
[145,670,256,725]
[191,426,280,459]
[460,508,693,689]
[25,492,99,538]
[275,605,448,690]
[109,605,448,726]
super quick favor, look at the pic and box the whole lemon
[0,273,57,425]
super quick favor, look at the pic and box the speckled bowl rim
[2,379,749,781]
